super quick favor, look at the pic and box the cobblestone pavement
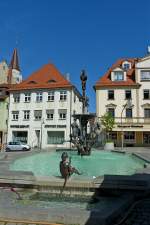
[115,198,150,225]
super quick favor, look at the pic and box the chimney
[65,73,70,81]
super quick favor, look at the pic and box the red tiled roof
[9,64,73,91]
[94,58,140,89]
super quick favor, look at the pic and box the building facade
[7,64,82,149]
[0,49,22,149]
[95,54,150,147]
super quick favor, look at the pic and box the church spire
[10,48,20,71]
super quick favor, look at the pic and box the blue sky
[0,0,150,112]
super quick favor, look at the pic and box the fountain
[70,70,101,156]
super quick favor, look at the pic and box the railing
[98,117,150,125]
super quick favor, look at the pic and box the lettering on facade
[10,125,29,128]
[45,125,66,128]
[118,125,143,128]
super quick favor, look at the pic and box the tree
[101,112,115,141]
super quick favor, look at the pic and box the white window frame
[60,91,67,101]
[24,93,31,102]
[143,89,150,99]
[47,112,54,120]
[36,92,43,102]
[48,91,54,101]
[59,113,66,120]
[114,71,124,81]
[141,70,150,81]
[34,110,42,120]
[13,94,20,103]
[144,108,150,118]
[24,110,30,120]
[12,111,19,120]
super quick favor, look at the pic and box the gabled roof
[94,58,140,89]
[9,64,73,91]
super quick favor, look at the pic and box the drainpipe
[69,90,72,149]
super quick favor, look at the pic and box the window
[59,109,67,120]
[74,94,76,103]
[46,109,54,120]
[24,93,31,102]
[143,90,150,99]
[126,108,132,118]
[34,110,42,120]
[47,131,64,144]
[107,108,115,117]
[36,92,42,102]
[47,79,56,83]
[108,90,114,100]
[13,94,20,103]
[114,71,124,81]
[12,111,19,120]
[24,110,30,120]
[60,91,67,101]
[109,132,117,140]
[141,71,150,81]
[124,131,135,141]
[123,63,130,70]
[144,109,150,118]
[125,90,132,99]
[48,91,54,101]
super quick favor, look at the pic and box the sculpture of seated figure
[59,152,81,179]
[71,119,80,139]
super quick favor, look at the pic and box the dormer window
[122,61,131,70]
[123,63,130,70]
[28,81,37,84]
[47,79,56,83]
[114,71,124,81]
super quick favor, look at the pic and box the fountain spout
[71,70,101,156]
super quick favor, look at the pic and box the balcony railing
[98,117,150,126]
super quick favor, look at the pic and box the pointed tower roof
[10,48,20,71]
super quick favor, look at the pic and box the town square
[0,0,150,225]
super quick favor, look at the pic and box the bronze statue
[60,152,81,179]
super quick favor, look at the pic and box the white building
[95,53,150,147]
[7,63,82,149]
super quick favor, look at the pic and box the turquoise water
[10,150,145,178]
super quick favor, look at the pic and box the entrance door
[143,132,150,145]
[35,130,40,148]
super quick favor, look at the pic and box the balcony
[99,117,150,128]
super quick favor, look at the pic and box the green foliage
[101,112,115,133]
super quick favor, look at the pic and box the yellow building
[94,54,150,147]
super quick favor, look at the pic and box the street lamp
[121,99,132,150]
[40,119,45,150]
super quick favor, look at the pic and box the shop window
[47,131,64,144]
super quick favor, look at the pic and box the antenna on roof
[147,46,150,54]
